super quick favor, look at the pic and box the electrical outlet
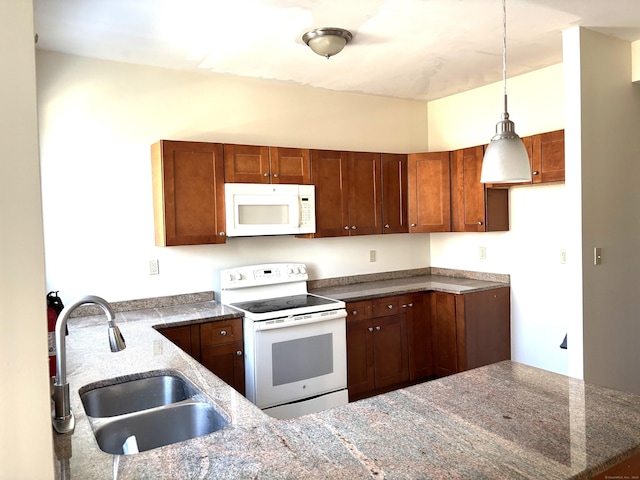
[149,259,159,275]
[479,247,487,260]
[369,250,376,262]
[560,249,567,264]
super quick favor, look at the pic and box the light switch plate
[594,247,602,265]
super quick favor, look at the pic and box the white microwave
[224,183,316,237]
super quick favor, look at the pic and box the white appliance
[220,263,348,419]
[224,183,316,237]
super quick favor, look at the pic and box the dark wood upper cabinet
[451,145,508,232]
[532,129,564,184]
[310,150,382,237]
[310,149,350,237]
[408,151,451,233]
[224,144,311,184]
[151,140,226,246]
[348,152,382,236]
[381,153,409,234]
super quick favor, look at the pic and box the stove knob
[299,266,306,274]
[287,267,294,275]
[292,266,300,274]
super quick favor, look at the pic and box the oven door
[245,309,347,410]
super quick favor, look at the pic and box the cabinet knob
[408,303,413,307]
[219,232,225,236]
[351,226,357,230]
[273,173,279,178]
[532,171,539,175]
[411,223,417,227]
[344,226,349,230]
[477,221,483,225]
[220,330,227,336]
[368,327,374,332]
[263,172,269,177]
[387,304,393,309]
[351,310,358,316]
[375,326,381,331]
[384,224,390,228]
[236,350,243,356]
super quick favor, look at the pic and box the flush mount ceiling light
[480,0,532,184]
[302,27,353,59]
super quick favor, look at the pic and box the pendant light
[480,0,531,184]
[302,28,353,59]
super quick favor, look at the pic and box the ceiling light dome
[302,28,352,59]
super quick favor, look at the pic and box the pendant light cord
[502,0,508,116]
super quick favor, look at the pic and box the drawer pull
[387,304,393,309]
[351,310,358,316]
[368,327,374,332]
[220,330,227,336]
[375,326,381,331]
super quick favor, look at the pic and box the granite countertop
[309,273,509,302]
[52,299,640,480]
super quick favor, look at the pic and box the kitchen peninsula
[52,273,640,479]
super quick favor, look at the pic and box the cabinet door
[451,146,508,232]
[403,293,433,381]
[269,147,311,184]
[346,315,375,399]
[381,154,408,234]
[372,313,409,389]
[431,292,458,377]
[456,287,511,371]
[158,325,194,356]
[311,150,350,237]
[348,152,382,235]
[407,152,451,232]
[151,140,226,246]
[532,130,564,184]
[451,146,485,232]
[224,144,271,184]
[200,341,245,395]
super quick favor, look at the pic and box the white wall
[36,51,431,302]
[0,1,54,478]
[571,28,640,394]
[427,64,570,375]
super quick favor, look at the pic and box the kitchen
[3,1,640,478]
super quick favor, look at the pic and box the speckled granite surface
[52,299,640,480]
[310,272,509,301]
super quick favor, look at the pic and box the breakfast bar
[52,295,640,479]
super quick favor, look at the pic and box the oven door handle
[253,309,347,331]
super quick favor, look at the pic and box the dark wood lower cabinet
[403,293,434,381]
[200,342,245,395]
[431,287,511,377]
[347,297,412,401]
[157,318,245,395]
[348,288,510,400]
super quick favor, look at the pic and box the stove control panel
[221,263,308,289]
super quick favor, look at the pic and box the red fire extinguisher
[47,291,65,377]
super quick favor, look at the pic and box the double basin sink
[80,371,228,455]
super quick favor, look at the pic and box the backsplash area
[70,268,509,317]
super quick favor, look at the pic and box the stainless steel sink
[92,400,228,455]
[80,371,229,454]
[81,373,198,417]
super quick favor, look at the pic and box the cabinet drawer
[371,296,402,317]
[347,300,372,322]
[200,318,242,347]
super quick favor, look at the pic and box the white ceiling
[33,0,640,101]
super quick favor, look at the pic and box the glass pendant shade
[480,112,532,183]
[303,28,352,58]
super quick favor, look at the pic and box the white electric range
[220,263,348,419]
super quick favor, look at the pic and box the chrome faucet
[52,295,126,434]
